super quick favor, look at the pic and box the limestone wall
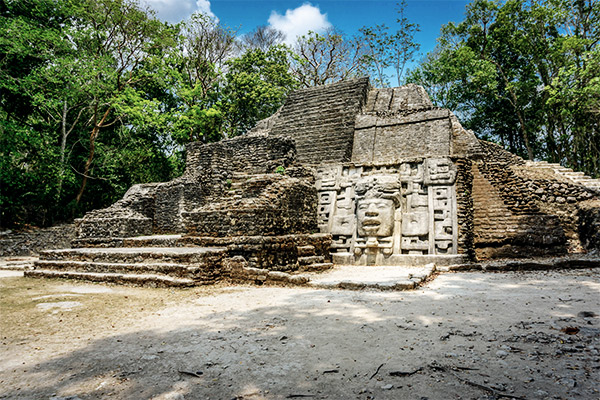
[183,174,318,237]
[180,233,331,272]
[578,200,600,250]
[352,110,453,163]
[268,78,370,164]
[185,136,296,178]
[455,158,475,258]
[0,224,75,256]
[76,135,316,240]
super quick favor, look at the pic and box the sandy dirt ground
[1,269,599,400]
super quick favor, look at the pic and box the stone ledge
[435,254,599,272]
[481,255,600,271]
[332,252,468,266]
[302,264,436,291]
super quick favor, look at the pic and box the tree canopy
[407,0,600,177]
[1,0,598,230]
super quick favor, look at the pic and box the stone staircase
[472,164,525,242]
[23,236,442,292]
[296,244,332,272]
[0,256,37,270]
[471,163,566,258]
[26,233,335,288]
[26,247,228,287]
[525,161,600,192]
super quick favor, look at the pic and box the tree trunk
[57,101,68,200]
[490,59,534,160]
[75,107,111,205]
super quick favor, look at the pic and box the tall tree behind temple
[407,0,600,177]
[0,0,181,227]
[360,0,421,87]
[168,12,237,144]
[240,25,286,52]
[220,45,299,137]
[291,29,368,87]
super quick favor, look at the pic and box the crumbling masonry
[27,78,600,287]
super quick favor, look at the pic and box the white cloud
[141,0,215,23]
[196,0,216,19]
[268,3,332,45]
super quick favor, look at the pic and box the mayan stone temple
[26,78,600,288]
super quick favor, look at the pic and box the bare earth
[1,269,599,400]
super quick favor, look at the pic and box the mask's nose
[365,203,379,216]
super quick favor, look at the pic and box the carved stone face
[356,198,395,237]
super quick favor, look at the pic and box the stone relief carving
[316,158,458,265]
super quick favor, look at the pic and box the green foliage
[0,1,298,228]
[360,1,420,87]
[221,45,298,137]
[408,0,600,177]
[0,0,184,228]
[274,165,286,175]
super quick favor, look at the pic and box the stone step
[73,234,182,248]
[524,161,599,189]
[122,235,182,247]
[25,269,196,288]
[234,266,310,286]
[297,245,316,256]
[298,255,324,265]
[300,262,333,272]
[39,247,227,264]
[33,260,205,279]
[0,257,38,270]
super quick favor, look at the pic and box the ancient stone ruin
[27,78,600,287]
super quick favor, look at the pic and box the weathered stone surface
[352,111,452,164]
[0,224,75,256]
[316,161,460,265]
[267,78,370,164]
[578,200,600,250]
[179,233,331,272]
[183,174,318,237]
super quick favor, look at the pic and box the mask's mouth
[362,218,381,227]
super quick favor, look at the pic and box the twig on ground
[370,363,385,380]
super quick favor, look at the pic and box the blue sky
[143,0,471,64]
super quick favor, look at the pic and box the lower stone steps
[300,262,333,272]
[298,255,325,265]
[33,260,203,278]
[26,269,195,288]
[38,247,226,264]
[297,245,316,256]
[524,160,600,192]
[27,246,229,287]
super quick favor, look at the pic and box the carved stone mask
[356,197,395,237]
[355,174,401,238]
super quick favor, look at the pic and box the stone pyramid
[26,78,600,287]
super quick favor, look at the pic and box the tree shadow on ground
[1,269,599,400]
